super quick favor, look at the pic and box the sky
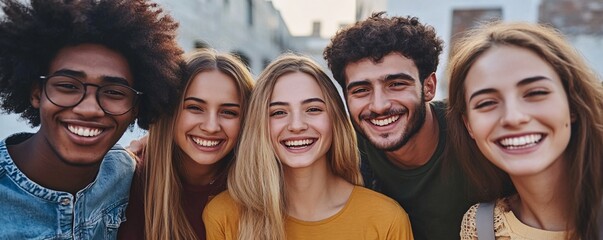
[0,0,357,145]
[270,0,356,37]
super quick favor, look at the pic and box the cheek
[225,119,242,141]
[346,99,364,117]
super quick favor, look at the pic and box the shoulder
[460,203,479,239]
[460,198,509,240]
[203,190,238,220]
[203,190,240,239]
[347,187,413,238]
[104,144,137,171]
[349,187,409,220]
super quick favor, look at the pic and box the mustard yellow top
[203,186,414,240]
[460,196,567,240]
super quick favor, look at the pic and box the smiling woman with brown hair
[447,22,603,240]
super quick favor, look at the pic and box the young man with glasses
[0,0,183,239]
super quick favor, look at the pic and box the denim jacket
[0,133,136,240]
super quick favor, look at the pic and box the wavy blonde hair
[143,48,254,240]
[447,22,603,240]
[228,53,362,240]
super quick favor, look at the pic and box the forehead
[465,45,560,93]
[344,52,419,85]
[186,70,240,101]
[271,72,323,102]
[48,43,133,85]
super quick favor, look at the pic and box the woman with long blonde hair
[118,48,254,240]
[447,22,603,239]
[204,53,413,240]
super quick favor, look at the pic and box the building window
[450,8,502,46]
[247,0,254,26]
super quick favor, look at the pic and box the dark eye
[389,81,407,87]
[473,100,497,110]
[185,105,203,112]
[525,90,550,98]
[350,88,369,95]
[51,81,82,94]
[222,109,239,117]
[270,110,286,117]
[307,107,323,113]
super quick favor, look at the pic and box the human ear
[423,72,437,101]
[30,83,42,109]
[462,115,475,139]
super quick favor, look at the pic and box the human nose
[287,112,308,133]
[500,100,530,128]
[71,86,104,117]
[200,112,221,134]
[368,89,391,114]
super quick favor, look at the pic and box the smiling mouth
[192,136,222,147]
[498,134,544,150]
[283,139,315,149]
[369,115,400,127]
[67,124,103,137]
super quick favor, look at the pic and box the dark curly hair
[0,0,184,129]
[324,12,443,90]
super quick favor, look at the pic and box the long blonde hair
[447,22,603,240]
[143,48,254,240]
[228,53,362,240]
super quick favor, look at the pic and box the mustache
[359,108,408,120]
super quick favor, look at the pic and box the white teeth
[284,139,314,147]
[499,134,542,149]
[67,125,102,137]
[192,137,220,147]
[369,115,400,126]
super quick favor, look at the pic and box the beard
[354,99,427,152]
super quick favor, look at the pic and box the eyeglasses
[40,75,143,116]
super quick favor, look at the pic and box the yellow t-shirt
[460,196,567,240]
[203,186,414,240]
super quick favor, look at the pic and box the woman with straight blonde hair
[204,53,413,240]
[118,48,254,240]
[447,22,603,239]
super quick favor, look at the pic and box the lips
[191,136,222,147]
[283,138,316,149]
[497,134,544,150]
[67,124,103,137]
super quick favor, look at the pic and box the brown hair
[447,22,603,239]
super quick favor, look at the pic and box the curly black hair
[0,0,184,129]
[324,12,444,90]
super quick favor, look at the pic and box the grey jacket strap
[476,201,496,240]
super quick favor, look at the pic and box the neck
[509,157,570,231]
[385,103,439,169]
[178,157,221,187]
[283,159,354,221]
[8,133,100,195]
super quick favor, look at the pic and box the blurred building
[156,0,296,75]
[356,0,603,99]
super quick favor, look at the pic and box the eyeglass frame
[39,74,144,116]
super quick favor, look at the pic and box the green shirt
[359,101,475,240]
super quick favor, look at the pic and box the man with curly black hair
[0,0,183,238]
[324,12,475,240]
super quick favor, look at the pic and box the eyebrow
[346,72,416,92]
[184,97,241,107]
[52,69,131,86]
[269,97,325,107]
[468,76,551,101]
